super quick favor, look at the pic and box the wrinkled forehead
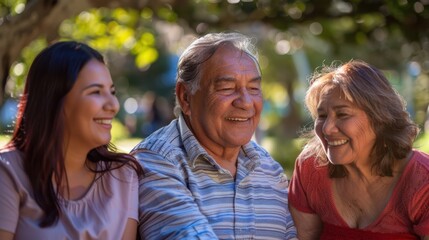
[216,44,259,65]
[205,44,261,75]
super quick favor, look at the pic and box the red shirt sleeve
[288,157,318,214]
[409,151,429,235]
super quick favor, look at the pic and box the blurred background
[0,0,428,173]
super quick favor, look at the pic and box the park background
[0,0,428,174]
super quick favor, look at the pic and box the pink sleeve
[0,154,20,233]
[288,157,316,214]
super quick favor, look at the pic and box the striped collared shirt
[132,114,297,239]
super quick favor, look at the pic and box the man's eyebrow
[214,76,262,83]
[214,76,235,83]
[249,76,262,82]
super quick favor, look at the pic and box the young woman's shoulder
[101,160,139,183]
[0,147,24,169]
[0,145,18,155]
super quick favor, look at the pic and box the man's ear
[176,82,191,115]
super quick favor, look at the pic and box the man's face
[181,44,263,154]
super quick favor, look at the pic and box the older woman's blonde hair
[299,60,419,177]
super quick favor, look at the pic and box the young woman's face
[63,59,119,152]
[314,88,376,167]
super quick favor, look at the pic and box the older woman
[289,60,429,239]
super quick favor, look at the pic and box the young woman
[0,41,143,240]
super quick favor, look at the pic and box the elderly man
[132,32,297,239]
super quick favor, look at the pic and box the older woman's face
[314,87,376,167]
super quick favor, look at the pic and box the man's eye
[249,87,261,94]
[219,88,234,93]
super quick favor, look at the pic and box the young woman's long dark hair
[10,41,143,227]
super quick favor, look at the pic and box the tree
[0,0,179,103]
[2,0,429,103]
[1,0,429,165]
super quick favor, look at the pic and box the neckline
[57,164,100,204]
[329,151,416,229]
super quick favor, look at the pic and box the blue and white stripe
[132,114,297,239]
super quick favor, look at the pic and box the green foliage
[59,8,158,69]
[7,39,47,96]
[132,33,158,68]
[263,136,305,175]
[4,6,162,96]
[157,6,178,22]
[2,0,429,160]
[0,134,10,148]
[415,131,429,153]
[414,74,429,125]
[111,118,130,142]
[0,0,25,16]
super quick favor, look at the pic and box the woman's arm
[122,219,137,240]
[289,205,323,240]
[0,230,14,240]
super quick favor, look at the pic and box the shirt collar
[177,113,262,171]
[178,113,211,167]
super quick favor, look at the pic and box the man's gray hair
[174,32,259,117]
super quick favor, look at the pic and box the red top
[289,150,429,239]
